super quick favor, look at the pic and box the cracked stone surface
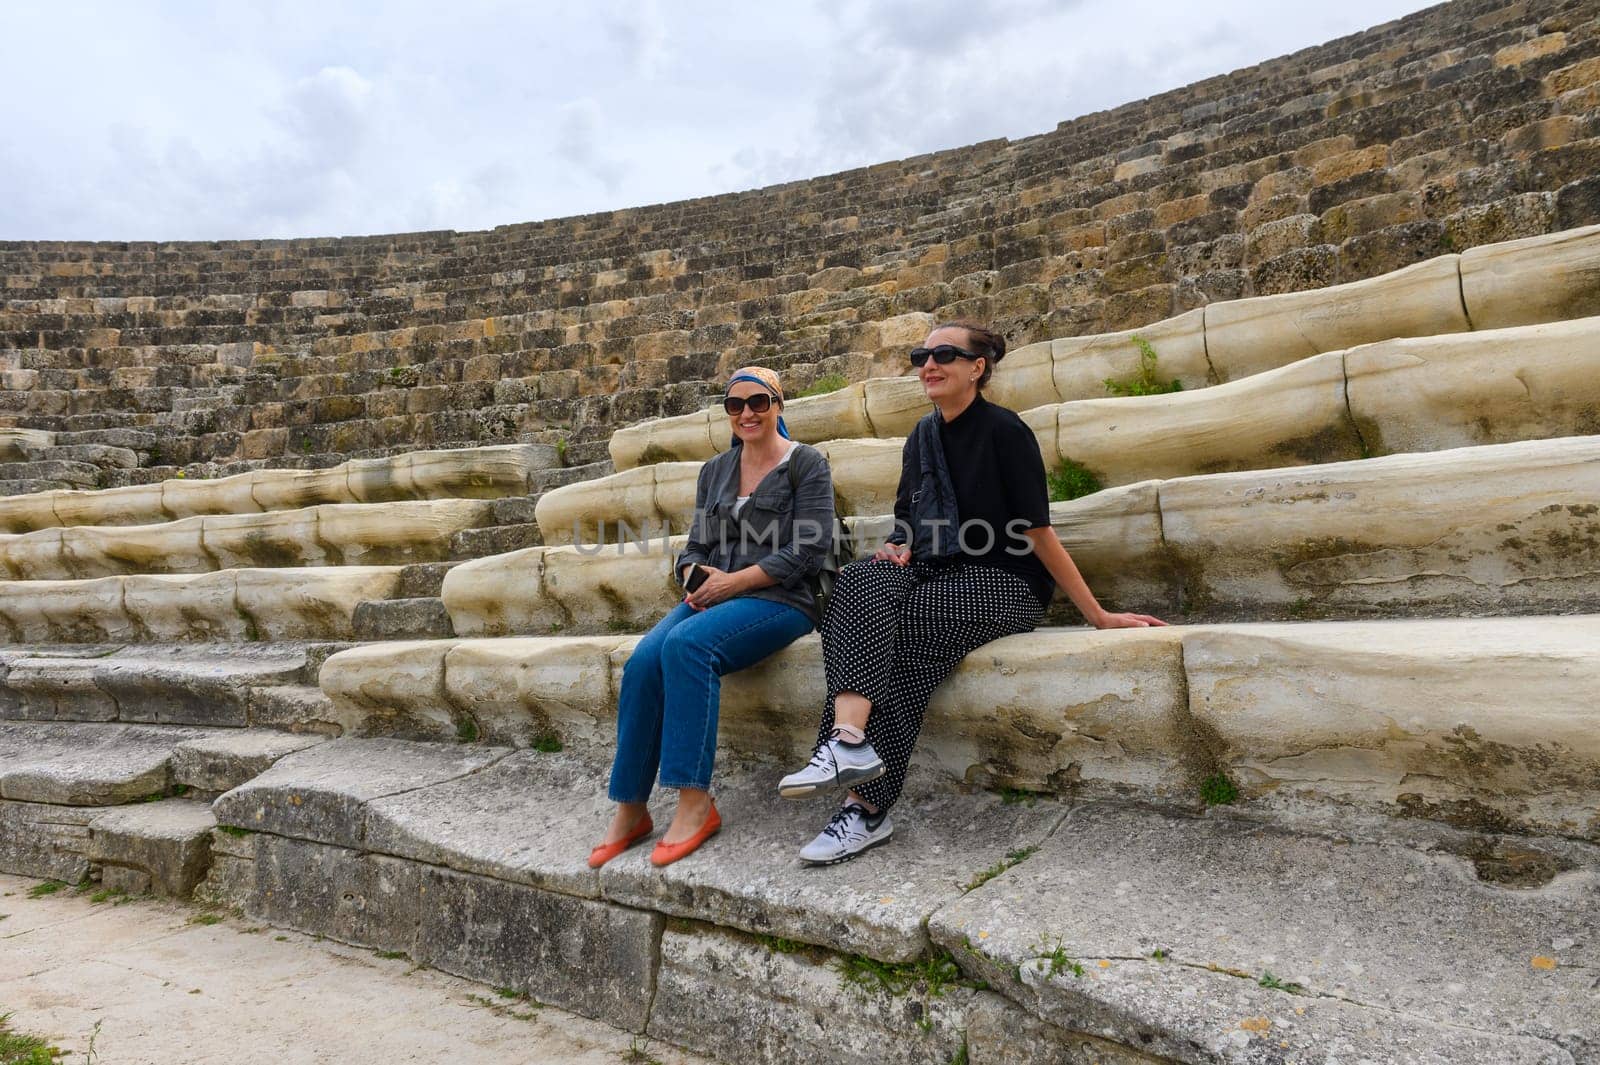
[0,722,218,805]
[212,737,510,849]
[930,801,1599,1063]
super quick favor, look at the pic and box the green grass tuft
[456,718,480,743]
[25,881,65,900]
[755,934,803,954]
[963,845,1039,893]
[0,1012,60,1065]
[837,950,974,999]
[1047,459,1101,502]
[216,825,253,839]
[531,733,564,754]
[1259,971,1306,994]
[795,373,850,398]
[1199,772,1240,806]
[188,913,223,926]
[1104,335,1183,398]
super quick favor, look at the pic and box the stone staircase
[0,223,1597,1063]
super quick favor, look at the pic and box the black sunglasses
[909,344,982,368]
[723,393,775,416]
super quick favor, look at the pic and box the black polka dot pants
[815,558,1044,812]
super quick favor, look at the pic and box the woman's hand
[873,542,911,566]
[685,566,743,610]
[1090,610,1168,629]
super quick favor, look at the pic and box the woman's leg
[656,597,813,843]
[851,566,1043,814]
[602,602,696,844]
[815,559,918,743]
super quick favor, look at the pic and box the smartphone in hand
[684,565,710,593]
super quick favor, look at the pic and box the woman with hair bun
[777,321,1165,864]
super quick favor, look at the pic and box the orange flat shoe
[588,813,654,869]
[649,803,721,867]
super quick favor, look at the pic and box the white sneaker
[777,731,885,798]
[799,802,893,865]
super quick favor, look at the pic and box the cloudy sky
[5,0,1437,242]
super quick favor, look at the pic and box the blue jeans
[608,597,812,802]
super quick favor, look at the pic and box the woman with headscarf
[590,365,835,867]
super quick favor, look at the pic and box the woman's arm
[688,448,832,608]
[674,462,717,586]
[1023,528,1166,629]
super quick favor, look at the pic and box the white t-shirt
[733,441,798,516]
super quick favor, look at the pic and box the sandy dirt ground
[0,872,710,1065]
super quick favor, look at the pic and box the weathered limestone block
[214,737,507,849]
[444,636,630,748]
[1047,308,1212,403]
[315,640,461,741]
[0,576,133,643]
[1205,254,1469,380]
[248,834,422,953]
[964,993,1169,1065]
[349,444,556,502]
[438,547,561,636]
[48,484,164,530]
[0,722,207,805]
[1346,316,1600,454]
[647,925,975,1064]
[313,499,494,565]
[535,464,673,546]
[0,657,119,722]
[930,804,1589,1063]
[609,406,721,468]
[0,491,62,534]
[1459,222,1600,329]
[861,376,932,437]
[921,627,1190,796]
[414,865,662,1032]
[62,518,211,578]
[122,571,247,641]
[815,438,903,516]
[234,565,403,640]
[201,508,328,569]
[539,541,681,632]
[1160,437,1600,617]
[362,749,605,900]
[986,340,1060,411]
[170,730,326,793]
[247,466,352,511]
[161,474,262,520]
[1042,484,1177,614]
[0,527,66,579]
[87,799,215,897]
[783,382,873,442]
[1183,617,1600,837]
[0,799,95,881]
[1051,351,1361,486]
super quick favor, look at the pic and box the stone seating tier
[1,5,1598,471]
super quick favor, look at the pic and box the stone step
[204,739,1597,1062]
[0,721,221,809]
[0,566,403,643]
[0,498,497,579]
[352,597,454,641]
[18,442,141,469]
[86,798,217,896]
[0,641,332,726]
[609,226,1600,469]
[317,613,1600,840]
[549,315,1600,543]
[0,459,101,487]
[467,435,1600,632]
[0,442,560,533]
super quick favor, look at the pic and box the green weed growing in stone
[838,950,970,999]
[963,845,1039,893]
[88,887,126,905]
[1024,935,1084,981]
[217,825,253,838]
[1046,459,1101,503]
[756,934,803,954]
[949,1042,969,1065]
[998,786,1043,806]
[374,950,409,960]
[1150,948,1170,961]
[25,881,65,900]
[621,1038,663,1065]
[455,718,481,743]
[0,1012,60,1065]
[188,913,223,927]
[796,373,850,398]
[531,732,564,753]
[1199,772,1240,806]
[555,436,569,463]
[1104,336,1182,398]
[1258,971,1306,994]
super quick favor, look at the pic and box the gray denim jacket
[674,442,835,627]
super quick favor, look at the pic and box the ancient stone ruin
[2,0,1599,1060]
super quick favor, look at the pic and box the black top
[888,393,1055,607]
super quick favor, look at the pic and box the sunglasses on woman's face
[723,393,775,416]
[909,344,981,368]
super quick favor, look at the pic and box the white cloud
[0,1,1441,240]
